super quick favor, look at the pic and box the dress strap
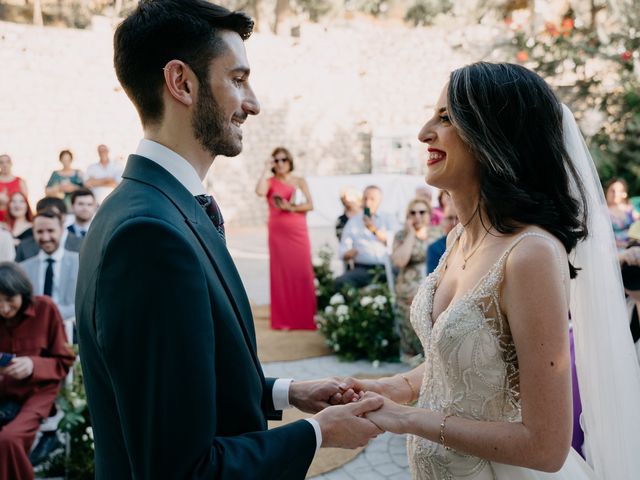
[494,231,566,285]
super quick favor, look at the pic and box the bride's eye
[439,114,451,124]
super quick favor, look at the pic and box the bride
[342,62,640,479]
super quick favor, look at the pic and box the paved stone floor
[264,356,411,479]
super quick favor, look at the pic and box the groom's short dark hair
[114,0,253,126]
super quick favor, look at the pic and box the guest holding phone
[391,198,433,360]
[0,262,75,480]
[255,147,317,330]
[335,185,395,290]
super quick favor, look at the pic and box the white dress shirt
[86,159,124,204]
[338,212,395,264]
[136,139,322,450]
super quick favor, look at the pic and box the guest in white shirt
[84,144,124,205]
[19,209,79,321]
[67,188,96,238]
[336,185,395,289]
[0,228,15,261]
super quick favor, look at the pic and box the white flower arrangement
[330,293,345,305]
[360,296,374,307]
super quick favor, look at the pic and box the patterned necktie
[43,258,55,297]
[194,194,225,241]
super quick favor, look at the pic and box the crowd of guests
[332,183,454,361]
[327,177,640,366]
[0,145,122,478]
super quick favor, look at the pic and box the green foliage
[39,356,95,480]
[296,0,334,21]
[313,244,337,311]
[501,12,640,192]
[316,284,399,362]
[314,248,399,361]
[404,0,452,27]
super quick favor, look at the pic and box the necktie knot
[195,194,225,240]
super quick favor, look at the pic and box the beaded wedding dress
[407,225,597,480]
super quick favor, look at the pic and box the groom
[76,1,382,479]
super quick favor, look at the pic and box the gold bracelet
[400,374,417,403]
[439,413,453,451]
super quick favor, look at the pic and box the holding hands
[289,377,384,448]
[289,371,424,449]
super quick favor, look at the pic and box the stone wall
[0,16,483,225]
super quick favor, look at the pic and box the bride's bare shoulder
[503,226,570,287]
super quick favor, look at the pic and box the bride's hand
[361,392,410,435]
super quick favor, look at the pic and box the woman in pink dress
[255,147,317,330]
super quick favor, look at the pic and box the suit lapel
[122,155,262,375]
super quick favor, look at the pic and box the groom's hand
[289,378,360,414]
[313,395,385,449]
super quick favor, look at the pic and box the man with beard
[20,209,79,322]
[75,1,383,479]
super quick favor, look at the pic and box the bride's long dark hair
[447,62,589,278]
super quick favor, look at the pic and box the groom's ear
[162,60,195,107]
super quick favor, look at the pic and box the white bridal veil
[563,104,640,479]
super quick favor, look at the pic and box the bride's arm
[367,236,573,472]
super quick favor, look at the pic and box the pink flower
[516,51,529,62]
[621,50,633,62]
[545,22,559,37]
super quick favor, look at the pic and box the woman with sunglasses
[391,198,434,361]
[255,147,317,330]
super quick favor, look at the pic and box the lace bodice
[407,226,560,480]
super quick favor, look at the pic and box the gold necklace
[460,228,491,270]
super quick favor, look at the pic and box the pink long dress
[266,177,317,330]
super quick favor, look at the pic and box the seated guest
[7,192,33,247]
[391,198,432,360]
[45,150,84,210]
[427,197,458,274]
[19,210,79,321]
[335,186,362,241]
[336,185,394,289]
[606,177,639,249]
[15,197,82,262]
[67,188,96,238]
[0,262,75,480]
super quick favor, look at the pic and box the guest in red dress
[255,147,317,330]
[0,154,29,224]
[0,262,75,480]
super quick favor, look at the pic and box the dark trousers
[334,263,386,290]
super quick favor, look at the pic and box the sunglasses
[273,157,289,164]
[410,210,429,216]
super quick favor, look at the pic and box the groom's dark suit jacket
[77,155,316,479]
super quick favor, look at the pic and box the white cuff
[304,418,323,452]
[272,378,293,410]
